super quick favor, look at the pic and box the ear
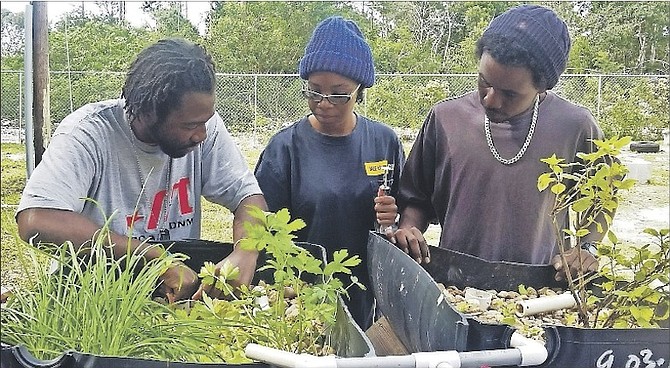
[137,112,158,128]
[131,112,159,143]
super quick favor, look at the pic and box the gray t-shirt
[398,91,603,264]
[18,99,261,242]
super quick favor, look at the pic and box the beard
[153,125,198,158]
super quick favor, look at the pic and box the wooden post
[32,1,49,165]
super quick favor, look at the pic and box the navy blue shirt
[255,114,405,328]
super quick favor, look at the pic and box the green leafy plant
[1,205,363,363]
[538,136,669,328]
[594,228,669,328]
[173,206,363,362]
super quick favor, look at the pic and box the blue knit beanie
[483,4,570,89]
[299,16,375,88]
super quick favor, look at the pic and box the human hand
[192,247,258,300]
[552,247,598,282]
[393,227,430,264]
[157,261,199,303]
[374,187,398,242]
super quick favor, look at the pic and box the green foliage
[2,1,668,75]
[203,2,350,73]
[1,9,24,58]
[0,71,23,121]
[594,228,669,328]
[569,36,621,73]
[145,3,201,40]
[49,19,157,72]
[0,224,217,361]
[175,206,362,362]
[539,136,669,328]
[366,78,447,129]
[49,72,126,124]
[369,25,442,74]
[598,77,668,141]
[2,2,668,138]
[0,205,362,363]
[538,136,634,247]
[565,2,669,74]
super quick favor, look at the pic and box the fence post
[33,1,50,164]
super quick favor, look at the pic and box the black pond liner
[368,232,670,367]
[1,239,374,367]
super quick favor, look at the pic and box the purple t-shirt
[398,91,603,264]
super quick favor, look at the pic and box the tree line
[2,1,668,74]
[1,1,668,140]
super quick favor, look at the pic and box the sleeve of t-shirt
[577,108,604,154]
[17,132,97,215]
[397,108,438,222]
[254,137,291,212]
[200,112,262,211]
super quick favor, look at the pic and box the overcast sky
[1,1,211,33]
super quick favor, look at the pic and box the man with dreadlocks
[16,38,266,302]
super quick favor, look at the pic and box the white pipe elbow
[510,331,548,366]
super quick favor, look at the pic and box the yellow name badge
[365,160,388,176]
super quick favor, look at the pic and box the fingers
[418,235,431,264]
[552,254,564,272]
[394,227,430,264]
[158,263,200,302]
[408,228,429,264]
[384,226,397,244]
[191,286,202,300]
[553,249,598,282]
[374,197,397,223]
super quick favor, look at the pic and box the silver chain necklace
[128,120,173,240]
[484,94,540,165]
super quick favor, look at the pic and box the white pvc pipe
[412,351,461,368]
[244,344,337,368]
[509,331,549,366]
[245,338,548,368]
[516,292,577,317]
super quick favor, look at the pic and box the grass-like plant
[0,212,224,361]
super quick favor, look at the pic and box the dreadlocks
[122,38,216,125]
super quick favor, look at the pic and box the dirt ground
[610,144,669,244]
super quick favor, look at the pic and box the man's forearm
[16,208,162,260]
[398,204,431,233]
[232,194,268,243]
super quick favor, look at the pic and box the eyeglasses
[301,84,361,105]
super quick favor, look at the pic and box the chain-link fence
[1,70,668,143]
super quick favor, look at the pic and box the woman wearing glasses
[254,16,405,329]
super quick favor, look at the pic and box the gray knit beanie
[299,16,375,88]
[483,4,571,89]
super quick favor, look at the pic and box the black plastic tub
[1,239,374,367]
[368,232,670,367]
